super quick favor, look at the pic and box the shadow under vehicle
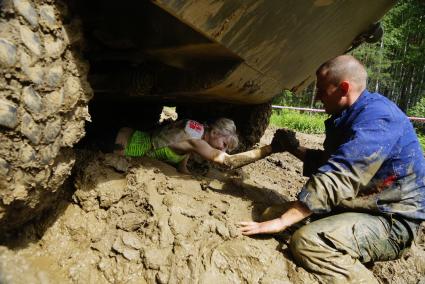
[0,0,395,232]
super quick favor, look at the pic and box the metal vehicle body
[83,0,394,103]
[0,0,396,232]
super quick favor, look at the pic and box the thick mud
[0,127,424,283]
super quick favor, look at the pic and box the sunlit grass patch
[270,109,327,134]
[270,109,425,152]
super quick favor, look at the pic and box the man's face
[315,72,345,115]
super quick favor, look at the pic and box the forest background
[271,0,425,146]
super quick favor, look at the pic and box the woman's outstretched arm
[171,139,274,169]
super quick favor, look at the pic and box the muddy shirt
[151,120,204,149]
[298,90,425,222]
[126,120,204,164]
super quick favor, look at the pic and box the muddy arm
[223,145,272,169]
[172,140,272,169]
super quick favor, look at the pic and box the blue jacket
[298,90,425,222]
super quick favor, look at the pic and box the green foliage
[408,96,425,117]
[274,1,425,113]
[351,44,393,91]
[273,87,321,109]
[408,97,425,133]
[273,1,425,114]
[270,109,326,134]
[417,132,425,151]
[271,0,425,129]
[351,0,425,111]
[272,90,312,107]
[272,90,294,105]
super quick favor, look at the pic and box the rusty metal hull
[152,0,396,104]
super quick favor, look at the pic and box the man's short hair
[317,55,368,91]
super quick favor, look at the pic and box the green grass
[270,109,425,150]
[270,109,327,134]
[417,132,425,151]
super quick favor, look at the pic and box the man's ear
[339,81,350,95]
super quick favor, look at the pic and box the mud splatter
[0,127,423,283]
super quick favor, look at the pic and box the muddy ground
[0,126,424,283]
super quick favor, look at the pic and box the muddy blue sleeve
[298,106,402,214]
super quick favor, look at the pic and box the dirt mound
[0,128,424,283]
[0,153,313,283]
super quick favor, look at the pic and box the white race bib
[184,120,204,139]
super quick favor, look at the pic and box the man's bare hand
[238,218,287,235]
[239,201,312,236]
[271,128,300,153]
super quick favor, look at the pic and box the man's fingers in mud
[238,221,261,235]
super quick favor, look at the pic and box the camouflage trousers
[289,212,418,284]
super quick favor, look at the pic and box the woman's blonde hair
[209,118,239,152]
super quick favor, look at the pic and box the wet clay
[0,127,424,283]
